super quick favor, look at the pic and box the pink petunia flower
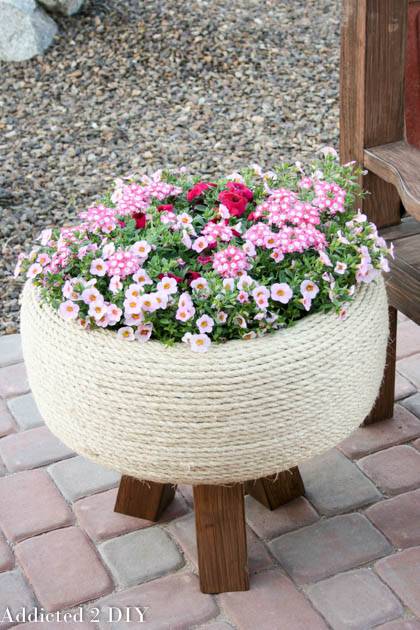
[334,261,347,275]
[90,258,107,277]
[139,294,159,312]
[191,277,209,292]
[196,315,214,333]
[270,282,293,304]
[300,280,319,299]
[136,323,153,343]
[107,304,122,324]
[59,300,79,321]
[81,287,104,306]
[176,308,194,322]
[117,326,135,341]
[27,263,43,279]
[157,276,178,295]
[190,333,211,353]
[192,237,209,253]
[124,296,142,314]
[89,302,108,320]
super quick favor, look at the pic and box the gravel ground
[0,0,341,334]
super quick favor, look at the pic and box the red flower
[186,182,216,203]
[157,272,183,283]
[226,181,253,201]
[218,190,248,217]
[157,204,174,212]
[186,271,202,282]
[247,211,258,221]
[132,212,146,229]
[197,254,213,265]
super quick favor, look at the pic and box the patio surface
[1,315,420,630]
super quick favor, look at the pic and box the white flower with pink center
[59,300,79,321]
[191,277,209,292]
[27,263,43,279]
[178,292,194,311]
[136,323,153,342]
[300,280,320,299]
[157,277,178,295]
[190,333,211,353]
[270,283,293,304]
[192,237,208,253]
[196,315,214,333]
[107,249,140,278]
[90,258,107,277]
[237,291,249,304]
[117,326,135,341]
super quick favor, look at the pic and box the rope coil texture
[20,278,389,484]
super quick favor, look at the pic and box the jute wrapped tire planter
[21,277,389,485]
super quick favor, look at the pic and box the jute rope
[20,278,388,484]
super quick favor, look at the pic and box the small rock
[0,0,57,62]
[37,0,84,16]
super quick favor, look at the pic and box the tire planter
[21,277,389,485]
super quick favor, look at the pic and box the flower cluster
[16,151,392,352]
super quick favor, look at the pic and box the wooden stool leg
[193,484,249,594]
[363,305,397,425]
[114,475,176,522]
[245,466,305,510]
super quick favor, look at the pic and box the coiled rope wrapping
[20,278,388,484]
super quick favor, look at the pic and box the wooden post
[114,475,176,521]
[340,0,407,422]
[245,467,305,510]
[193,484,249,594]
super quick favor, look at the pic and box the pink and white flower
[190,333,211,353]
[27,263,43,279]
[270,282,293,304]
[334,261,347,275]
[196,315,214,333]
[82,287,104,306]
[109,276,123,294]
[191,277,209,292]
[136,323,153,342]
[157,276,178,295]
[124,296,142,314]
[89,302,108,320]
[90,258,107,277]
[192,237,208,253]
[300,280,319,299]
[139,294,159,312]
[117,326,135,341]
[131,240,151,258]
[107,304,122,324]
[133,269,152,286]
[58,300,79,321]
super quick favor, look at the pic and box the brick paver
[0,363,29,399]
[269,513,392,584]
[48,455,120,501]
[0,469,73,542]
[395,372,417,400]
[0,426,73,473]
[365,489,420,548]
[93,572,218,630]
[0,532,14,572]
[0,400,15,438]
[99,527,183,588]
[7,393,44,430]
[358,445,420,495]
[300,448,381,515]
[245,494,319,539]
[306,568,403,630]
[0,334,23,368]
[339,406,420,459]
[402,393,420,418]
[397,321,420,360]
[168,512,273,574]
[376,547,420,617]
[398,354,420,389]
[15,526,113,612]
[0,570,36,629]
[219,569,328,630]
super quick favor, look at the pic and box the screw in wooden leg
[245,466,305,511]
[114,475,176,522]
[193,483,249,594]
[363,305,397,425]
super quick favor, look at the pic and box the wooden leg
[193,483,249,594]
[363,305,397,425]
[245,466,305,510]
[114,475,176,521]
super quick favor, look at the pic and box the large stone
[37,0,84,16]
[0,0,57,62]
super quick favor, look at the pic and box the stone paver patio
[1,316,420,629]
